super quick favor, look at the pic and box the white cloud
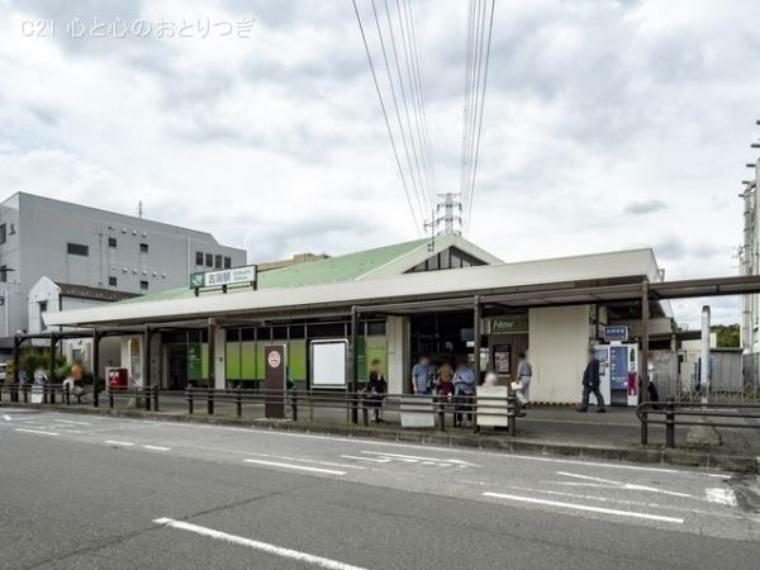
[0,0,757,328]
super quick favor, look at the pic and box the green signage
[189,272,204,288]
[188,343,203,380]
[489,315,529,334]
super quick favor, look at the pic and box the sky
[0,0,757,329]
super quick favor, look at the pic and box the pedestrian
[410,355,436,395]
[365,359,387,422]
[577,347,606,413]
[436,362,455,397]
[453,360,476,426]
[515,351,532,415]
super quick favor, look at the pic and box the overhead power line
[352,0,437,233]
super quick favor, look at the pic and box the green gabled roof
[119,238,430,305]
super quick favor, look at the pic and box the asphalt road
[1,408,759,569]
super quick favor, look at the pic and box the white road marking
[143,445,171,452]
[556,471,694,498]
[705,488,737,506]
[3,414,11,421]
[245,452,364,470]
[360,450,479,467]
[14,428,59,436]
[483,492,685,524]
[104,440,135,447]
[244,459,346,476]
[54,419,92,426]
[341,455,391,463]
[153,518,366,570]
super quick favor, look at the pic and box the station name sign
[603,325,629,342]
[190,265,257,290]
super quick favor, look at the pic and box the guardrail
[183,387,517,435]
[0,383,159,412]
[0,382,517,435]
[637,399,760,447]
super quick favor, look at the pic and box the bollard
[640,411,649,446]
[153,386,159,412]
[187,388,194,415]
[236,389,242,418]
[507,396,516,437]
[665,399,676,448]
[207,389,214,416]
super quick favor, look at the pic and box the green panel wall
[255,342,266,380]
[225,342,241,380]
[201,343,209,380]
[356,336,387,381]
[241,341,256,379]
[288,340,307,381]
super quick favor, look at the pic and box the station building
[40,233,683,405]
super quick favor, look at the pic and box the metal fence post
[50,385,56,405]
[23,384,29,403]
[438,398,446,431]
[472,395,480,434]
[207,389,214,416]
[187,387,194,415]
[153,386,159,412]
[292,390,298,422]
[109,389,114,410]
[43,384,48,405]
[65,384,70,406]
[508,393,516,437]
[236,388,242,418]
[665,399,676,448]
[640,408,648,445]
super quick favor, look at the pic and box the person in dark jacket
[577,347,606,413]
[365,359,388,422]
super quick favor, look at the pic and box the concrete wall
[529,305,592,403]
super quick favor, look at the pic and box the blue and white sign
[603,325,629,342]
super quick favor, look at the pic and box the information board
[310,340,347,388]
[609,345,629,390]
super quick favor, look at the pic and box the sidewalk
[3,395,759,473]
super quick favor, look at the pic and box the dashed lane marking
[142,445,171,452]
[244,459,346,476]
[705,488,737,506]
[14,428,59,436]
[483,492,685,524]
[153,517,366,570]
[104,440,135,447]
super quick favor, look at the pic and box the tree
[711,324,740,348]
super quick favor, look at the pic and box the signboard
[489,315,528,334]
[310,340,347,388]
[609,345,629,390]
[264,344,286,419]
[187,343,203,381]
[603,325,629,342]
[189,265,257,289]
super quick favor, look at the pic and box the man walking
[577,347,606,413]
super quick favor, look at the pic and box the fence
[637,399,760,447]
[0,382,516,435]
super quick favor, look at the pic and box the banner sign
[603,325,629,342]
[488,315,528,334]
[189,265,257,289]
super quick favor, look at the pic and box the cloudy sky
[0,0,757,328]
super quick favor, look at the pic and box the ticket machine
[594,342,640,407]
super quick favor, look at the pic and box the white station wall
[529,305,592,403]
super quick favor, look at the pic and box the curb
[3,402,757,474]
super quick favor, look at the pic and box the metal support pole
[144,326,152,396]
[187,387,194,414]
[109,389,114,409]
[12,336,20,402]
[48,335,58,385]
[701,305,711,404]
[640,280,649,445]
[236,388,242,418]
[92,330,101,408]
[207,388,214,416]
[665,398,676,448]
[350,306,358,424]
[207,318,216,391]
[473,296,481,433]
[292,391,298,422]
[65,383,70,406]
[153,386,159,412]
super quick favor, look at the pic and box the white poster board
[310,340,347,388]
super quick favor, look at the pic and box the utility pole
[741,119,760,354]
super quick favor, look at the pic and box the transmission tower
[434,193,463,236]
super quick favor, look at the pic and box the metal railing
[182,387,518,435]
[0,382,517,435]
[0,382,159,412]
[637,399,760,447]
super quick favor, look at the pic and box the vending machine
[594,342,640,407]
